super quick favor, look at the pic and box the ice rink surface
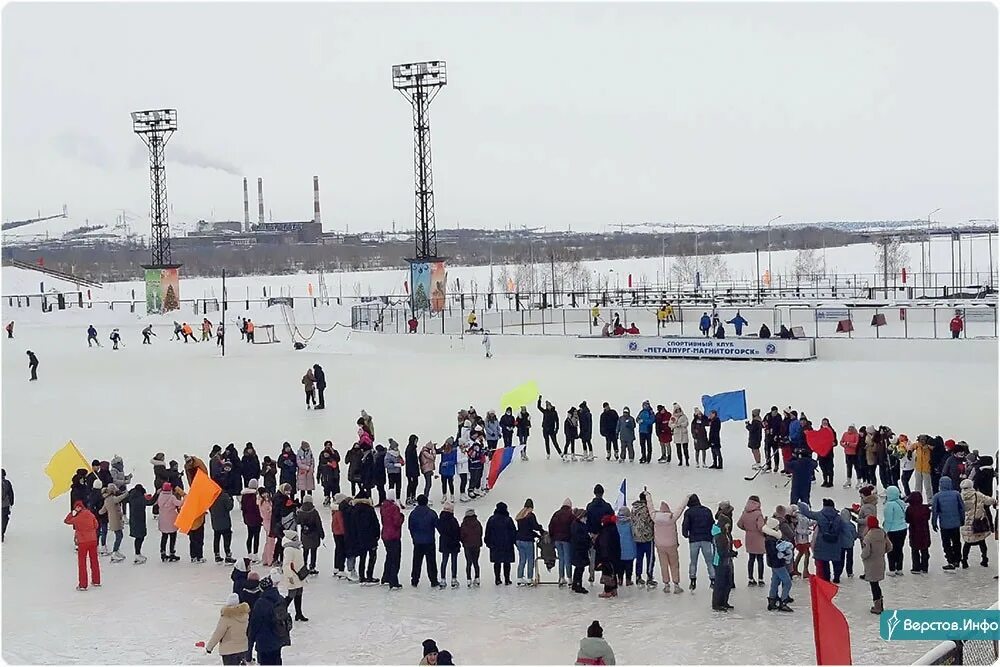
[1,321,997,664]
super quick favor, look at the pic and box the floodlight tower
[392,61,448,314]
[132,108,182,313]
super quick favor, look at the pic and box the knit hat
[333,493,348,504]
[225,593,240,607]
[437,651,454,666]
[259,576,273,590]
[866,515,879,529]
[960,479,974,490]
[422,639,439,656]
[389,438,399,450]
[248,571,260,581]
[465,508,476,517]
[443,501,455,513]
[302,493,313,504]
[107,483,118,493]
[860,485,875,498]
[562,497,572,507]
[587,621,603,638]
[248,479,258,490]
[945,439,956,450]
[162,482,172,492]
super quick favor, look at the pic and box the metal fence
[352,304,999,340]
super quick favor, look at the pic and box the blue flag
[613,478,627,512]
[701,390,747,422]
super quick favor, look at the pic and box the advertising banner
[145,267,181,314]
[576,336,816,361]
[410,260,448,313]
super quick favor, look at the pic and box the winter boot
[870,598,884,615]
[777,600,794,612]
[160,552,169,562]
[982,557,990,567]
[598,589,618,598]
[767,597,778,611]
[749,577,756,586]
[215,554,224,563]
[225,554,236,564]
[572,585,589,594]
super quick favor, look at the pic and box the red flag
[811,575,852,665]
[806,429,834,458]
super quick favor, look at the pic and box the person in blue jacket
[616,506,637,586]
[636,401,656,465]
[796,499,844,582]
[788,450,817,506]
[617,408,637,462]
[788,414,805,452]
[408,495,439,587]
[833,507,858,583]
[727,311,749,336]
[87,324,100,347]
[699,313,712,338]
[435,439,458,504]
[882,486,908,575]
[931,477,966,569]
[247,574,290,665]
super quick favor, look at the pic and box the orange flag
[175,470,221,534]
[811,575,852,665]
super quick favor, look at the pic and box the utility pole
[221,269,227,357]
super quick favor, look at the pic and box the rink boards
[576,335,817,361]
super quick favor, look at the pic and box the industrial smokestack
[243,178,250,231]
[313,176,321,225]
[257,178,264,226]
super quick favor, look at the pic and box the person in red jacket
[949,313,964,339]
[65,500,101,590]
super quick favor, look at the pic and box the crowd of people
[38,393,996,665]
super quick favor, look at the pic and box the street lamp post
[766,215,782,283]
[925,208,941,292]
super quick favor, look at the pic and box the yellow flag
[499,380,540,413]
[44,440,90,500]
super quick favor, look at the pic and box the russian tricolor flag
[487,445,526,490]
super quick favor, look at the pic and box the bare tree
[792,248,826,279]
[873,236,910,284]
[670,254,730,286]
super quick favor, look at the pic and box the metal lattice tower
[131,109,178,266]
[392,61,447,260]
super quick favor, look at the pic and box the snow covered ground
[1,319,997,664]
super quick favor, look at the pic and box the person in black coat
[317,442,341,506]
[312,363,327,410]
[126,484,155,562]
[247,578,291,665]
[26,350,38,381]
[484,501,516,585]
[569,509,592,594]
[358,447,376,496]
[599,403,620,461]
[69,469,90,511]
[436,503,462,586]
[278,444,298,493]
[351,494,381,583]
[241,443,262,487]
[404,435,420,505]
[340,495,359,578]
[707,410,723,469]
[271,487,297,564]
[224,444,243,498]
[595,514,621,597]
[536,396,562,458]
[681,493,716,588]
[372,445,387,506]
[578,402,594,460]
[499,408,516,448]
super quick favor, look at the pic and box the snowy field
[1,316,997,664]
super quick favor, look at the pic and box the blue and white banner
[609,337,816,361]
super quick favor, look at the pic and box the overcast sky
[2,2,997,234]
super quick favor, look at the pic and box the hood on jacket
[494,502,509,516]
[839,508,853,524]
[885,487,902,502]
[940,477,954,492]
[743,498,761,513]
[221,602,250,620]
[960,479,974,491]
[762,517,781,538]
[687,494,702,508]
[907,492,924,505]
[616,506,631,521]
[301,500,315,512]
[659,501,671,514]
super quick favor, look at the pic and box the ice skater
[216,323,224,347]
[482,330,492,358]
[87,324,100,347]
[26,350,38,381]
[110,328,122,350]
[5,321,13,338]
[302,368,317,409]
[142,324,156,344]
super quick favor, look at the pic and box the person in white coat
[456,444,470,502]
[281,530,308,622]
[482,331,492,358]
